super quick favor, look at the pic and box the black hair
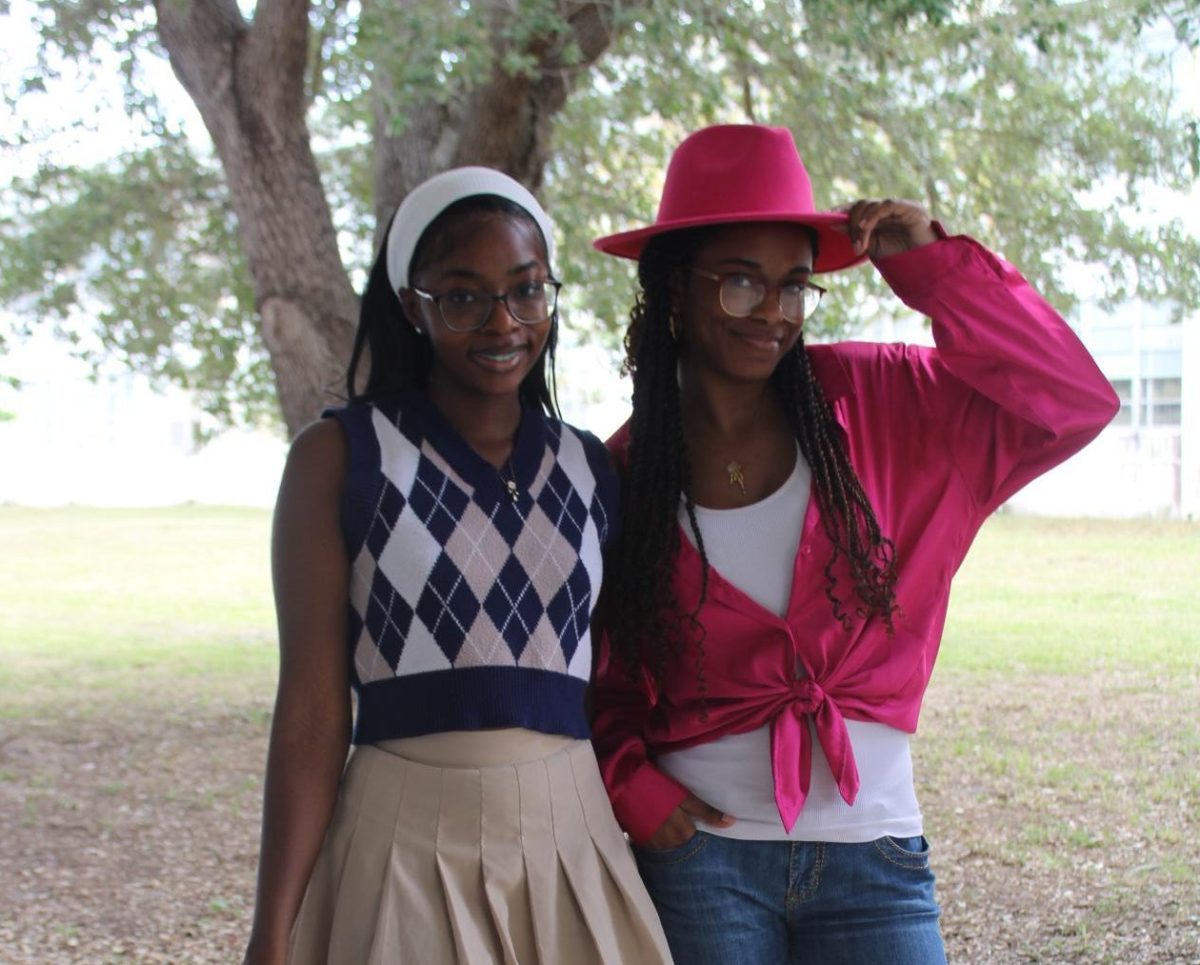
[600,224,898,681]
[345,195,559,416]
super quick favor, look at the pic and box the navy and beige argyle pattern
[347,406,609,689]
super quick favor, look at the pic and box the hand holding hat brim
[834,199,940,262]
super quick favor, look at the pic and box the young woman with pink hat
[242,168,672,965]
[591,124,1119,963]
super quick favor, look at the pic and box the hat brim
[593,211,867,274]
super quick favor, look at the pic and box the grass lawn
[941,514,1199,671]
[0,506,277,718]
[0,506,1197,963]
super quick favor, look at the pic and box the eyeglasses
[690,268,825,324]
[409,279,561,332]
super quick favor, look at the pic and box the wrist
[874,219,948,262]
[907,222,940,249]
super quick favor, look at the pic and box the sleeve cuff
[872,229,998,304]
[611,763,691,845]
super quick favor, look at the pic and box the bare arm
[244,419,352,965]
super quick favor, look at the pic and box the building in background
[1009,301,1197,519]
[854,299,1198,520]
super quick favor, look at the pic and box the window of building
[1141,377,1181,427]
[1110,377,1183,429]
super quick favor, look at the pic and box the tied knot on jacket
[789,677,826,716]
[770,674,860,830]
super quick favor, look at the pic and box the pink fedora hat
[594,124,865,273]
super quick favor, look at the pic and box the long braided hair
[345,196,559,416]
[601,226,898,680]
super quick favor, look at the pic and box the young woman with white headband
[242,168,672,965]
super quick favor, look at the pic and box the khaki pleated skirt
[288,729,673,965]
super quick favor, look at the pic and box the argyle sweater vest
[325,392,618,744]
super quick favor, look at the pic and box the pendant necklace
[726,461,747,496]
[500,455,520,502]
[723,391,768,497]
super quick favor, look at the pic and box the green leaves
[0,132,274,426]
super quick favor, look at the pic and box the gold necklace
[726,460,747,495]
[726,389,773,497]
[689,388,767,499]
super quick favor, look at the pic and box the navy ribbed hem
[353,667,590,744]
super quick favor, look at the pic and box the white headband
[385,166,557,291]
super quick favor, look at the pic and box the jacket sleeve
[590,632,691,844]
[872,233,1120,515]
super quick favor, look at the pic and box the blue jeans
[633,832,946,965]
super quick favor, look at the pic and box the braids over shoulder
[601,228,898,680]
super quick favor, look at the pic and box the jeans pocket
[633,829,710,866]
[872,834,932,871]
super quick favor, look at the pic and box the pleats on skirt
[287,728,674,965]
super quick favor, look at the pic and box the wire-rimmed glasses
[691,268,825,324]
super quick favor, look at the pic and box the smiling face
[402,211,553,406]
[678,222,815,385]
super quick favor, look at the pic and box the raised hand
[839,199,939,261]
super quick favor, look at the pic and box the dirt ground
[1,669,1197,965]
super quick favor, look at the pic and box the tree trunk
[155,0,359,436]
[154,0,616,435]
[370,2,617,252]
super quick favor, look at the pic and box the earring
[668,311,681,342]
[412,325,424,336]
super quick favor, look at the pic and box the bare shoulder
[289,418,347,470]
[279,418,347,500]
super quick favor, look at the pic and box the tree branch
[370,0,619,230]
[559,1,617,67]
[153,0,245,115]
[245,0,311,118]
